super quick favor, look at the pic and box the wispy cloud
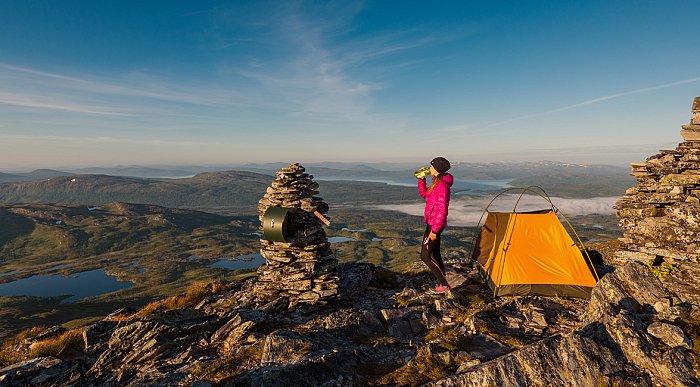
[0,92,131,116]
[0,63,250,109]
[480,76,700,129]
[218,2,440,130]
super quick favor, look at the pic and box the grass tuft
[135,280,231,318]
[0,328,84,367]
[28,330,84,358]
[376,347,456,385]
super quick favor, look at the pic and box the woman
[417,157,453,294]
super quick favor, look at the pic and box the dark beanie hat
[431,157,451,174]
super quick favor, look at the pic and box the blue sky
[0,0,698,169]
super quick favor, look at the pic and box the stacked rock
[254,163,339,305]
[615,97,700,263]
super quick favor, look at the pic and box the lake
[0,269,134,303]
[210,253,266,270]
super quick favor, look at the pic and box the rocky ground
[1,246,697,386]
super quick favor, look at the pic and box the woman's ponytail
[428,174,443,193]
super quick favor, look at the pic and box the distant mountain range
[0,161,635,209]
[0,171,418,213]
[1,160,632,181]
[0,169,74,183]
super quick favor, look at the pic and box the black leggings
[420,225,448,286]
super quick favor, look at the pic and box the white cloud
[373,194,618,227]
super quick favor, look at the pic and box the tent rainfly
[470,187,598,298]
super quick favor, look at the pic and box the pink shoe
[429,284,451,294]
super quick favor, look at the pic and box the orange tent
[470,188,598,298]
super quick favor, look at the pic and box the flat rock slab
[445,272,468,289]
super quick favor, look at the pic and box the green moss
[646,261,677,278]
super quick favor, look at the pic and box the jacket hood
[441,173,454,187]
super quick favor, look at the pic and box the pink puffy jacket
[418,173,453,233]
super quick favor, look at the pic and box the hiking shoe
[429,285,451,294]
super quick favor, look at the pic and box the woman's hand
[428,231,437,241]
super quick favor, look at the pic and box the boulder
[647,322,693,349]
[321,308,384,338]
[336,262,374,298]
[584,261,667,324]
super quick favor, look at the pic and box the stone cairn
[615,96,700,263]
[254,163,339,305]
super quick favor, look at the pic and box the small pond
[341,227,369,232]
[328,236,358,243]
[210,253,266,270]
[0,269,134,303]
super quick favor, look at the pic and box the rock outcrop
[431,261,698,386]
[615,96,700,263]
[254,163,340,305]
[613,97,700,306]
